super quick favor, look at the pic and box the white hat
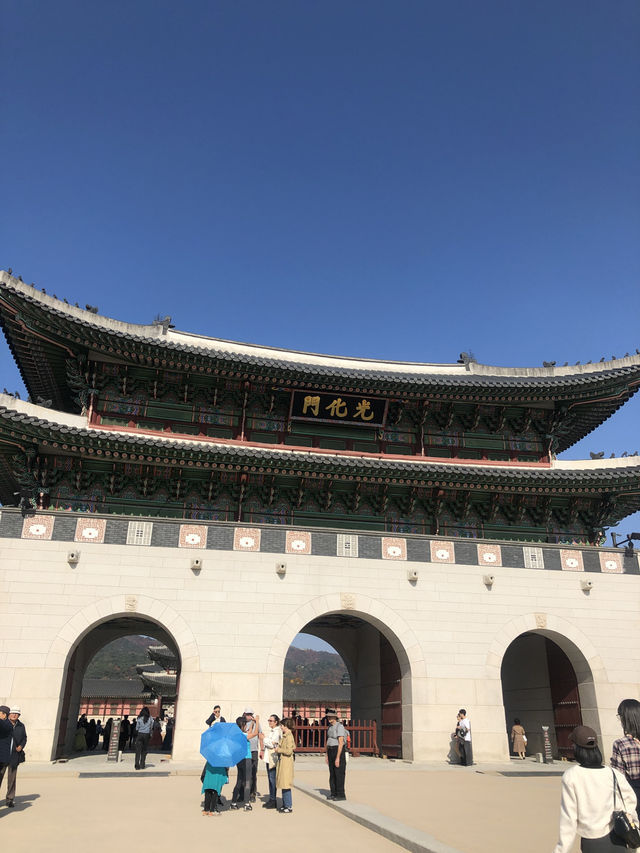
[243,707,254,714]
[10,706,21,715]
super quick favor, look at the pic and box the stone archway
[268,592,426,760]
[49,594,200,759]
[487,614,604,759]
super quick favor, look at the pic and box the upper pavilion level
[1,271,639,544]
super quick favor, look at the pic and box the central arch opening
[284,613,407,758]
[54,616,181,759]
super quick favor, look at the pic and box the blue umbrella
[200,722,247,767]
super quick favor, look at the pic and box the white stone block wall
[0,529,638,763]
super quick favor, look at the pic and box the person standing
[201,762,228,815]
[554,725,637,853]
[458,709,473,766]
[275,717,295,813]
[511,718,527,760]
[134,707,153,770]
[205,705,226,726]
[262,714,282,809]
[230,714,259,811]
[611,698,640,798]
[0,705,16,807]
[243,707,263,802]
[102,717,113,751]
[119,715,130,752]
[325,710,347,801]
[0,707,27,808]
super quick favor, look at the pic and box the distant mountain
[284,646,347,685]
[86,635,348,685]
[85,635,156,679]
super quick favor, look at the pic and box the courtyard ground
[1,753,580,853]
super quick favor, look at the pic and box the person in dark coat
[0,705,14,801]
[102,717,113,751]
[0,706,27,808]
[119,716,130,751]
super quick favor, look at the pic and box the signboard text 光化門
[290,391,387,427]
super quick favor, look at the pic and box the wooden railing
[290,720,379,756]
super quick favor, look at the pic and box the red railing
[290,720,379,756]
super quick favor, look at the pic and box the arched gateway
[1,272,639,763]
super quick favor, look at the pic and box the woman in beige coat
[275,717,296,813]
[511,718,526,760]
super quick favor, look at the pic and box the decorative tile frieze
[0,509,635,575]
[560,550,584,572]
[126,521,153,546]
[477,544,501,567]
[179,524,207,549]
[286,531,311,555]
[21,515,54,540]
[429,540,454,563]
[75,517,106,544]
[382,537,407,560]
[233,528,261,551]
[599,552,623,574]
[523,546,544,569]
[337,533,358,558]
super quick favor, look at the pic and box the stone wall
[0,508,637,763]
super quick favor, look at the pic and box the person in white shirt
[457,708,472,766]
[554,725,638,852]
[261,714,282,809]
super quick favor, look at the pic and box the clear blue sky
[2,0,639,546]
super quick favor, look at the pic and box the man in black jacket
[0,705,26,808]
[205,705,226,726]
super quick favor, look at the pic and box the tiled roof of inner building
[81,679,151,698]
[2,398,640,487]
[3,275,640,391]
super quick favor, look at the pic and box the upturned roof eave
[3,272,640,394]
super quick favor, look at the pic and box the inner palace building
[0,270,639,762]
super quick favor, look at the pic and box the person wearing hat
[0,706,27,809]
[553,725,637,852]
[325,710,347,801]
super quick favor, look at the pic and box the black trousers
[232,758,252,803]
[250,751,258,796]
[203,789,219,812]
[460,740,473,766]
[581,832,628,851]
[135,733,150,769]
[327,746,346,798]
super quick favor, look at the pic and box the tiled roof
[2,273,640,394]
[81,678,150,699]
[1,396,640,490]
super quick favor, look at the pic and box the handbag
[612,769,640,848]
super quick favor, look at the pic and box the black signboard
[107,718,121,762]
[290,391,387,427]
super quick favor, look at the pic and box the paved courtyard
[1,755,580,853]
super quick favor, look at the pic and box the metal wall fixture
[276,562,287,576]
[67,550,80,565]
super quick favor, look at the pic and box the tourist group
[200,705,348,815]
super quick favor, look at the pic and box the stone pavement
[5,753,579,853]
